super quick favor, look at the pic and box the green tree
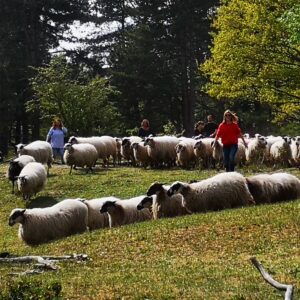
[29,55,122,136]
[202,0,300,124]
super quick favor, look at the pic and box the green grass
[0,163,299,299]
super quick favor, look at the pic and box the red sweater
[216,122,241,146]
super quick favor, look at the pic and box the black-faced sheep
[131,142,152,167]
[63,143,98,174]
[167,172,255,213]
[8,199,88,245]
[246,172,300,204]
[100,196,152,227]
[17,162,47,201]
[7,155,36,194]
[81,197,120,230]
[121,136,142,165]
[138,182,189,219]
[16,141,53,175]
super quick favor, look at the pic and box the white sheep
[63,143,98,174]
[100,196,152,227]
[81,197,120,230]
[290,138,300,166]
[138,182,189,219]
[245,136,267,164]
[121,136,143,165]
[16,141,53,175]
[269,137,292,167]
[167,172,255,213]
[115,137,123,165]
[131,142,152,167]
[193,138,214,168]
[68,136,117,167]
[175,138,197,168]
[144,135,179,167]
[17,162,47,200]
[7,155,36,194]
[8,199,88,245]
[246,172,300,204]
[212,141,246,168]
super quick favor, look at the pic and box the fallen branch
[250,257,294,300]
[0,253,89,276]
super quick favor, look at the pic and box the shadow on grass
[26,196,59,208]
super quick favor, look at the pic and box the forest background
[1,0,299,155]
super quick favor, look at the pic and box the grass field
[0,163,299,299]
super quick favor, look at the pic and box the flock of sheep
[5,134,300,246]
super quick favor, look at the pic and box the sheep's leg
[12,181,15,194]
[69,165,73,175]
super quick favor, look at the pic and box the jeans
[223,144,238,172]
[52,148,64,163]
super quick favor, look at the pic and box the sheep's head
[283,136,292,144]
[256,136,267,147]
[64,143,73,152]
[193,140,203,150]
[68,136,78,144]
[144,137,154,147]
[131,142,139,150]
[175,144,185,153]
[17,176,28,188]
[8,208,26,226]
[147,182,164,196]
[16,144,25,155]
[167,181,188,196]
[137,196,153,210]
[8,161,22,181]
[100,201,117,213]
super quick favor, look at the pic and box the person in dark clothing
[202,115,218,137]
[194,121,205,136]
[138,119,153,138]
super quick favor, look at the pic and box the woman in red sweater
[213,110,247,172]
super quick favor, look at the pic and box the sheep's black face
[167,183,180,196]
[69,137,77,144]
[100,201,116,213]
[8,161,22,181]
[8,209,26,226]
[193,141,202,149]
[137,196,153,210]
[147,182,163,196]
[18,176,28,188]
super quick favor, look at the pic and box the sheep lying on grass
[17,162,47,201]
[7,155,36,194]
[8,199,88,245]
[16,141,53,175]
[100,196,152,227]
[246,172,300,204]
[81,197,120,230]
[137,182,189,219]
[167,172,255,213]
[63,143,98,174]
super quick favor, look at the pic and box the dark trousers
[223,144,238,172]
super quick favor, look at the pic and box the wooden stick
[250,257,294,300]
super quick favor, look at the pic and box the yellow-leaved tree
[202,0,300,123]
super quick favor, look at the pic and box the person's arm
[237,126,248,148]
[62,126,68,134]
[46,128,53,143]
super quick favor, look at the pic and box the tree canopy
[202,0,300,123]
